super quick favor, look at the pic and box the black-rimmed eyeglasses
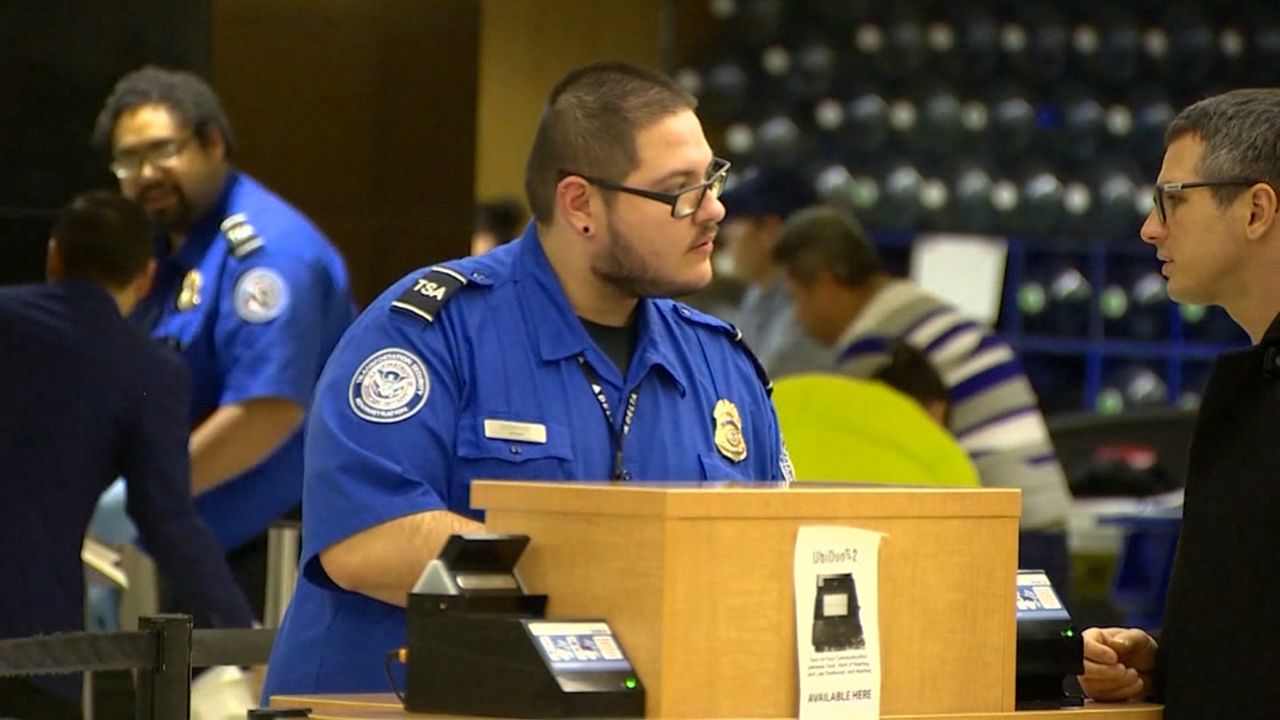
[558,157,731,219]
[1152,179,1264,224]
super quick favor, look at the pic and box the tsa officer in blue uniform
[93,67,355,618]
[0,192,253,718]
[264,61,791,696]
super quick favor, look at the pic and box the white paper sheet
[794,525,885,720]
[910,233,1008,326]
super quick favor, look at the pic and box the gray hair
[1165,88,1280,206]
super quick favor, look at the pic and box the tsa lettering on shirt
[304,224,787,536]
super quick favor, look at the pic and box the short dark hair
[52,191,152,288]
[524,61,697,224]
[92,66,236,158]
[1165,88,1280,207]
[774,205,882,286]
[475,198,527,244]
[872,340,949,410]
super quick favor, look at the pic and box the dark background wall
[211,0,478,305]
[0,1,696,303]
[0,0,212,285]
[0,0,480,306]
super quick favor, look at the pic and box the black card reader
[404,534,645,718]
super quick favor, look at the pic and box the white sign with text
[794,525,885,720]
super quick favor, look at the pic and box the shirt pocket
[456,415,575,483]
[699,452,752,482]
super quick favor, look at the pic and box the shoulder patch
[220,213,264,259]
[349,347,430,423]
[234,267,290,323]
[390,266,468,323]
[672,302,774,395]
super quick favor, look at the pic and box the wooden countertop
[270,693,1162,720]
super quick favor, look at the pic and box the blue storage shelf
[1011,337,1239,362]
[872,231,1248,414]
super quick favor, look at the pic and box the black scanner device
[1014,569,1085,709]
[404,533,645,718]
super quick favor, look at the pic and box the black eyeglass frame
[1152,179,1268,223]
[557,157,732,219]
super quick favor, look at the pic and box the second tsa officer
[94,66,356,618]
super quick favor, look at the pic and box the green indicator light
[624,677,638,690]
[1063,628,1075,638]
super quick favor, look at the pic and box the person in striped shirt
[775,205,1074,593]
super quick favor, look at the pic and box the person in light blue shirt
[93,66,355,618]
[264,61,790,697]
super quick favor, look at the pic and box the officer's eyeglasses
[559,158,732,219]
[109,135,196,180]
[1151,179,1265,224]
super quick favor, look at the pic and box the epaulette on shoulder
[220,213,264,259]
[672,303,774,395]
[390,266,470,323]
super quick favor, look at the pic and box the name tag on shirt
[484,419,548,444]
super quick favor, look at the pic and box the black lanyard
[577,355,639,481]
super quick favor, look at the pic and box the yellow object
[773,373,980,488]
[177,269,203,311]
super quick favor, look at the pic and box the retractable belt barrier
[0,615,275,720]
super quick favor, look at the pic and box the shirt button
[677,307,690,317]
[472,271,487,282]
[509,444,522,455]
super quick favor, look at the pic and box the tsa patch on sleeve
[348,348,430,423]
[233,268,290,323]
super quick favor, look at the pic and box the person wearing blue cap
[718,167,832,378]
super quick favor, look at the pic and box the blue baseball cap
[719,166,817,219]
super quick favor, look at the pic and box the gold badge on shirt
[176,269,203,312]
[713,398,747,462]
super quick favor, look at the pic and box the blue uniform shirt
[132,171,354,551]
[264,224,787,696]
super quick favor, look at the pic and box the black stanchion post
[136,614,192,720]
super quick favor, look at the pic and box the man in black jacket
[1079,88,1280,719]
[0,191,253,718]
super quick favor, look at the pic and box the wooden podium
[470,481,1022,719]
